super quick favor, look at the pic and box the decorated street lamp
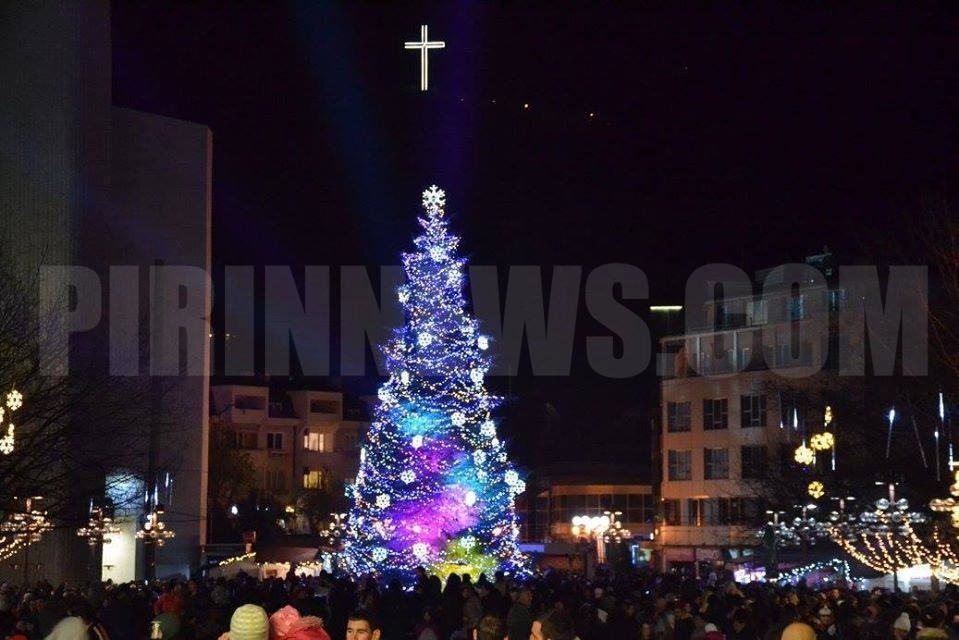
[319,512,348,548]
[571,513,611,564]
[0,496,51,583]
[136,504,175,546]
[77,502,121,546]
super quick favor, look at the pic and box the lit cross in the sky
[404,25,445,92]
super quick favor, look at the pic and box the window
[265,470,286,492]
[233,432,257,449]
[303,431,325,452]
[704,448,729,480]
[791,294,805,320]
[302,468,323,490]
[310,399,340,414]
[747,299,767,325]
[667,450,692,481]
[741,445,767,479]
[663,499,682,526]
[741,395,767,428]
[235,395,265,410]
[703,399,728,430]
[266,433,284,451]
[667,401,692,432]
[828,288,847,312]
[337,430,358,451]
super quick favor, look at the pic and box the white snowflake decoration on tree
[411,434,424,449]
[464,490,478,506]
[422,185,446,210]
[451,412,466,427]
[477,336,489,351]
[473,450,487,464]
[400,470,416,484]
[372,547,388,562]
[412,542,430,560]
[6,390,23,412]
[480,420,496,438]
[376,494,391,509]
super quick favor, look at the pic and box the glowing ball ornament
[808,481,826,499]
[810,432,835,451]
[794,444,815,466]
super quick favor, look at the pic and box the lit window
[303,469,322,489]
[303,432,325,452]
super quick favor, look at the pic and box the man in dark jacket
[507,590,533,640]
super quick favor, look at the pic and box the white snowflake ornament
[5,390,22,412]
[372,547,388,562]
[422,185,446,210]
[412,542,430,560]
[480,420,496,438]
[376,494,391,509]
[451,412,466,427]
[400,470,416,484]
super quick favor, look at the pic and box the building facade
[657,253,845,571]
[210,385,367,528]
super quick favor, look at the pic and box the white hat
[704,623,719,633]
[894,613,911,632]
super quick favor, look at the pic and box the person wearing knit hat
[894,612,912,640]
[780,622,816,640]
[218,604,270,640]
[269,605,331,640]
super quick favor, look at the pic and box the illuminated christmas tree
[343,186,527,581]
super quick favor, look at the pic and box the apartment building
[657,252,845,571]
[210,385,367,511]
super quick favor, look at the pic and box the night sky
[111,4,959,471]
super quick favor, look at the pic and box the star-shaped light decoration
[931,470,959,527]
[422,185,446,211]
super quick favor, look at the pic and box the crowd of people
[2,566,959,640]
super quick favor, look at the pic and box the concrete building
[656,252,845,572]
[516,464,656,574]
[0,1,210,582]
[210,385,366,526]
